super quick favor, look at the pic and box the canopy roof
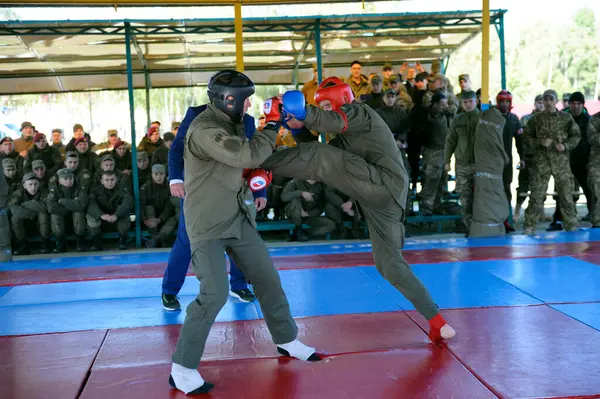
[0,9,506,95]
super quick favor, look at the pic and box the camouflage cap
[382,63,393,71]
[2,158,16,169]
[137,151,148,160]
[31,160,45,170]
[56,168,74,179]
[562,93,571,101]
[152,164,166,174]
[543,89,558,100]
[65,151,79,159]
[20,121,33,131]
[0,137,13,145]
[22,172,37,183]
[389,74,400,83]
[458,74,470,82]
[370,74,382,84]
[107,129,118,136]
[534,94,543,102]
[384,88,398,96]
[100,154,114,163]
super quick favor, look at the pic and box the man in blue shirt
[161,102,266,310]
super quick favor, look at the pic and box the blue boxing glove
[282,90,307,122]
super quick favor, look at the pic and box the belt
[475,171,502,180]
[473,221,504,227]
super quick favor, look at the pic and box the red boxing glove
[246,169,272,192]
[263,96,282,125]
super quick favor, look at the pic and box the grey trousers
[172,219,298,369]
[262,142,440,320]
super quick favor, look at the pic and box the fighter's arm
[513,116,525,159]
[303,104,370,136]
[8,192,36,219]
[564,114,581,151]
[187,122,277,170]
[47,189,68,215]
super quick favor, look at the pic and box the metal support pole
[498,14,507,90]
[144,66,151,130]
[481,0,490,109]
[314,19,323,84]
[125,22,142,248]
[442,55,450,75]
[234,2,244,72]
[314,19,326,143]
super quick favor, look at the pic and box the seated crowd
[2,59,599,255]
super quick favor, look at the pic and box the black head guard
[207,70,255,123]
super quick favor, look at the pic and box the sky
[1,0,599,28]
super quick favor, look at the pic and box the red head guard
[314,77,355,111]
[496,90,513,109]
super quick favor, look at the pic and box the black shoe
[54,238,66,254]
[118,235,128,250]
[229,288,256,303]
[13,242,29,256]
[162,293,181,311]
[76,236,86,252]
[144,238,157,249]
[297,229,309,242]
[546,222,563,232]
[40,239,52,254]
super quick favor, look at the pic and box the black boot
[89,236,102,251]
[76,236,86,252]
[144,237,157,249]
[54,238,66,254]
[13,241,30,256]
[118,234,128,250]
[40,239,52,254]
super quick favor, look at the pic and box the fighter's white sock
[169,363,213,395]
[277,339,320,361]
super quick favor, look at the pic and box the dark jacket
[47,181,88,215]
[66,133,96,152]
[360,92,384,111]
[444,109,481,166]
[87,185,133,219]
[0,164,7,209]
[52,143,66,158]
[564,108,591,167]
[112,150,132,172]
[151,145,169,168]
[8,186,48,219]
[76,150,100,177]
[137,136,163,157]
[24,145,63,175]
[419,107,453,150]
[376,105,410,141]
[140,180,174,221]
[500,111,523,162]
[0,151,24,174]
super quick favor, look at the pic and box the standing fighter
[169,70,318,395]
[261,78,456,343]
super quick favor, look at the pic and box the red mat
[81,347,497,399]
[93,311,428,369]
[0,330,107,399]
[408,306,600,399]
[0,270,34,286]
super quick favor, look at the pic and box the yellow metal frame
[234,2,244,72]
[481,0,490,106]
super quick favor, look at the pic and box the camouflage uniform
[8,175,51,253]
[444,109,481,230]
[423,74,459,115]
[516,111,539,207]
[418,107,453,214]
[47,169,89,252]
[523,110,581,231]
[347,74,370,99]
[587,112,600,226]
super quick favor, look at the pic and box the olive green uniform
[47,180,88,238]
[8,185,50,242]
[280,179,336,237]
[86,184,133,237]
[172,104,298,369]
[140,179,177,244]
[261,102,440,321]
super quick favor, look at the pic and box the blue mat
[479,256,600,304]
[359,264,543,310]
[551,303,600,332]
